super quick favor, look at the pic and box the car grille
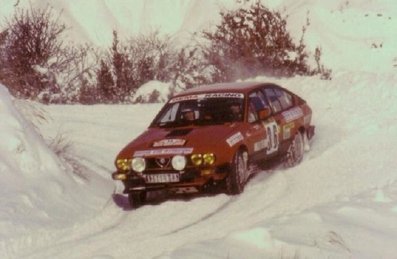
[146,157,172,170]
[145,157,195,171]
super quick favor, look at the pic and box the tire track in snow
[160,168,289,237]
[162,197,236,236]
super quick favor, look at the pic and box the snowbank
[0,84,112,257]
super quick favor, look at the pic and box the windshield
[151,95,245,127]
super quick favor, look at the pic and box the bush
[170,46,212,89]
[95,31,176,103]
[1,3,330,104]
[0,6,66,100]
[0,6,99,103]
[201,2,314,82]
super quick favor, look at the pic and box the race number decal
[263,121,279,155]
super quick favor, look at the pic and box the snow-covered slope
[0,85,113,256]
[0,0,232,46]
[279,0,397,72]
[1,0,397,258]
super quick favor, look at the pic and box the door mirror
[258,107,271,120]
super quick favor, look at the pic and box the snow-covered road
[8,73,394,259]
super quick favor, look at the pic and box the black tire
[284,131,304,167]
[226,150,248,195]
[128,191,147,209]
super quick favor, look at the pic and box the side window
[257,90,270,108]
[159,103,179,123]
[274,88,293,110]
[263,88,282,113]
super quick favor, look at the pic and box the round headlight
[131,157,146,173]
[203,153,215,165]
[171,155,187,171]
[191,154,203,166]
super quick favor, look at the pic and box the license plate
[144,173,180,183]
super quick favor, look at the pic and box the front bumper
[112,166,227,194]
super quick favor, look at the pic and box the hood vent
[166,128,193,137]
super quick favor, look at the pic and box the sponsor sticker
[282,107,303,123]
[169,95,199,103]
[153,139,186,147]
[134,148,193,157]
[170,93,244,103]
[226,132,244,147]
[283,122,295,140]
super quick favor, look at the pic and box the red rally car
[112,82,315,208]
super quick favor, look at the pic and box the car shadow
[112,193,132,210]
[112,191,181,210]
[112,190,225,211]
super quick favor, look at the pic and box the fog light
[116,159,131,171]
[203,153,215,165]
[112,173,127,180]
[172,155,187,171]
[200,169,213,176]
[191,154,203,166]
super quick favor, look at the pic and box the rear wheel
[226,150,248,195]
[284,131,304,167]
[128,191,147,209]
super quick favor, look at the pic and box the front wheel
[226,150,248,195]
[284,131,304,167]
[128,191,147,209]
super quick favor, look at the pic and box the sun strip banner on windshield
[169,93,244,103]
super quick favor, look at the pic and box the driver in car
[230,102,243,121]
[181,108,195,122]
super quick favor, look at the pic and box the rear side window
[263,88,282,113]
[274,88,293,110]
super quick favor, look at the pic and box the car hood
[117,123,244,159]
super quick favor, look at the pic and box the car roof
[173,81,277,97]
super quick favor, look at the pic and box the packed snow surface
[1,72,397,258]
[0,0,397,258]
